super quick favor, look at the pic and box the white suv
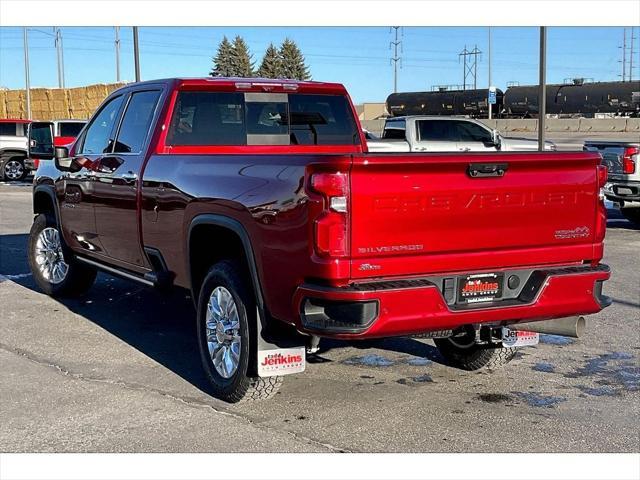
[0,119,33,181]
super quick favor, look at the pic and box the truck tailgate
[350,152,602,279]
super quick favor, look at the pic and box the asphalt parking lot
[1,180,639,453]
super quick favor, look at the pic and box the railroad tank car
[386,88,504,118]
[503,80,640,117]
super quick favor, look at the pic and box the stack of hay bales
[0,82,127,120]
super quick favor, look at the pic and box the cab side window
[113,90,162,154]
[416,120,455,142]
[80,95,125,155]
[454,121,492,143]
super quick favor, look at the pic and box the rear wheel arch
[0,149,28,159]
[33,187,59,224]
[187,214,265,310]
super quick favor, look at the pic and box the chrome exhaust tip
[510,316,586,338]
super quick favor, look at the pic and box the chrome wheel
[206,286,241,379]
[4,159,24,180]
[34,227,68,284]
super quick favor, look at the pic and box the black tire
[28,214,97,297]
[620,207,640,226]
[1,155,28,182]
[434,337,517,371]
[196,260,282,403]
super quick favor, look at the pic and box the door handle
[120,171,138,184]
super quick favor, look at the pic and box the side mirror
[28,122,55,160]
[491,129,502,150]
[54,146,73,171]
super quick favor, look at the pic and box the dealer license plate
[457,273,503,304]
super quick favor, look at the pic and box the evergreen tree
[279,38,311,80]
[230,36,255,77]
[257,43,282,78]
[210,36,234,77]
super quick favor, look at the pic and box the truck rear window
[167,91,358,146]
[59,122,85,138]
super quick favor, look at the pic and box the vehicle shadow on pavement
[0,233,30,278]
[606,208,640,231]
[318,336,447,366]
[2,231,445,389]
[1,232,213,395]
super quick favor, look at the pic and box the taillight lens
[310,172,349,257]
[595,164,608,243]
[622,147,638,174]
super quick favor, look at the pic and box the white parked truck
[367,116,556,153]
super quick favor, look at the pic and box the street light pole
[115,26,121,82]
[488,27,492,120]
[23,27,31,120]
[133,26,141,82]
[54,27,65,88]
[538,26,547,152]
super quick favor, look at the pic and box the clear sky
[0,26,638,104]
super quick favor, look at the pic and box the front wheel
[28,214,97,297]
[196,260,282,403]
[434,333,517,371]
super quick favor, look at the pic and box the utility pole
[115,26,121,82]
[538,27,547,152]
[630,26,635,82]
[390,26,402,93]
[23,28,31,120]
[488,27,493,119]
[54,27,65,88]
[623,27,627,82]
[459,45,482,90]
[133,26,141,82]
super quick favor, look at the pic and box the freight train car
[386,88,504,118]
[386,80,639,118]
[502,80,640,117]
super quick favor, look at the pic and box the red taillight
[622,147,638,174]
[311,172,348,199]
[595,164,608,243]
[597,163,608,187]
[310,172,349,257]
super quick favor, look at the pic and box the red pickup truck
[28,78,611,402]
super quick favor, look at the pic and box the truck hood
[366,139,411,153]
[501,136,556,151]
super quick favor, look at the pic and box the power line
[390,26,402,93]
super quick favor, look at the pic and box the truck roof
[116,77,349,95]
[0,118,31,124]
[386,115,473,121]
